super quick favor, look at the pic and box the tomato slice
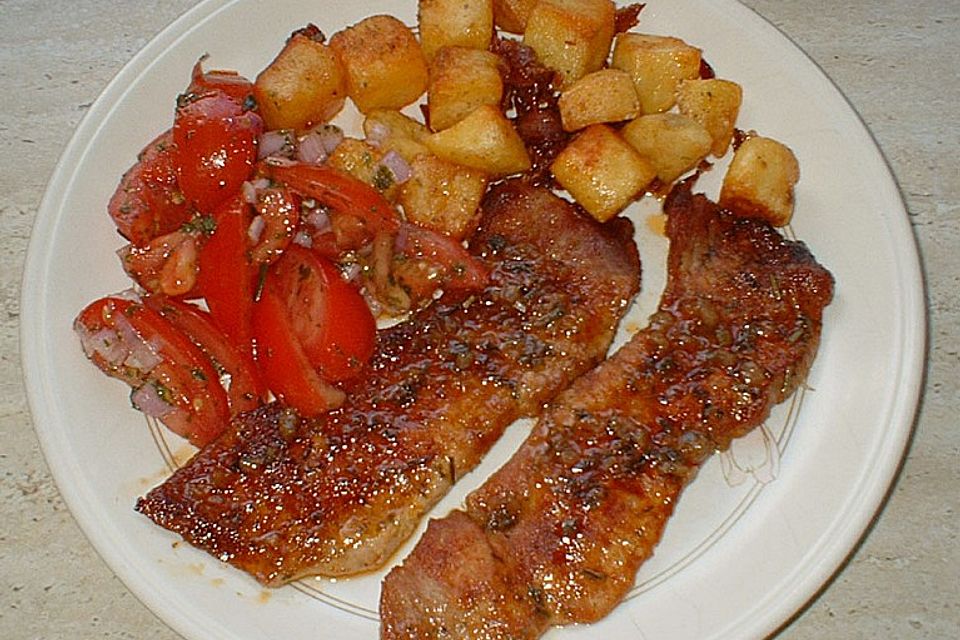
[108,129,192,246]
[269,246,376,382]
[173,90,262,212]
[187,57,255,105]
[196,194,258,356]
[143,296,266,416]
[264,162,401,246]
[252,286,345,417]
[74,296,230,447]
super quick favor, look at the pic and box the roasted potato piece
[558,68,640,131]
[428,47,504,131]
[676,78,743,156]
[611,33,701,114]
[329,15,428,113]
[720,136,800,226]
[425,104,531,177]
[551,124,656,222]
[400,154,489,240]
[254,31,346,131]
[363,110,430,162]
[418,0,494,61]
[492,0,538,33]
[327,137,401,200]
[522,0,616,88]
[620,113,712,184]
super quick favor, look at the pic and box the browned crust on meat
[380,182,834,638]
[135,182,640,585]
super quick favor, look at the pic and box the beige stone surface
[1,1,956,638]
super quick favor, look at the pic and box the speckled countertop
[1,1,956,638]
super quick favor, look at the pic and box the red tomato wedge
[188,57,254,105]
[108,129,192,246]
[252,286,345,417]
[269,246,376,382]
[74,296,230,447]
[196,195,258,356]
[173,91,262,212]
[143,296,267,416]
[264,162,401,241]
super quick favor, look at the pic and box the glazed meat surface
[135,182,640,585]
[380,183,835,639]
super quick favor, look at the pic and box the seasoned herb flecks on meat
[380,182,834,639]
[136,182,640,585]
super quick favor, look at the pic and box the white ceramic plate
[22,1,925,639]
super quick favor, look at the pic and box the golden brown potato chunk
[363,110,431,163]
[329,15,428,113]
[492,0,538,33]
[720,136,800,226]
[676,78,743,156]
[620,113,712,184]
[400,154,489,240]
[327,137,401,201]
[522,0,616,88]
[551,124,656,222]
[425,104,531,177]
[558,68,640,131]
[428,47,504,131]
[254,31,346,131]
[611,33,701,114]
[418,0,494,61]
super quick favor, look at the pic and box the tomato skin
[143,295,267,416]
[252,286,345,417]
[74,296,230,447]
[108,129,192,246]
[173,91,262,213]
[269,246,376,382]
[188,57,254,105]
[196,195,258,356]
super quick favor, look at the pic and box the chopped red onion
[258,129,294,160]
[76,326,128,367]
[248,215,265,243]
[112,308,162,372]
[365,121,390,146]
[293,230,313,248]
[296,131,328,165]
[379,150,412,184]
[132,382,175,419]
[304,208,332,234]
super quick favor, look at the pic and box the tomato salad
[76,60,488,447]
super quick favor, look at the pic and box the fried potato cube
[720,136,800,226]
[254,32,346,131]
[428,47,504,131]
[329,15,428,113]
[676,78,743,156]
[551,124,656,222]
[400,155,489,240]
[522,0,616,88]
[558,69,640,131]
[425,104,531,177]
[493,0,538,33]
[363,110,430,162]
[610,33,701,114]
[620,113,712,184]
[418,0,494,61]
[327,137,401,200]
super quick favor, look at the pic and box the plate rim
[21,0,927,638]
